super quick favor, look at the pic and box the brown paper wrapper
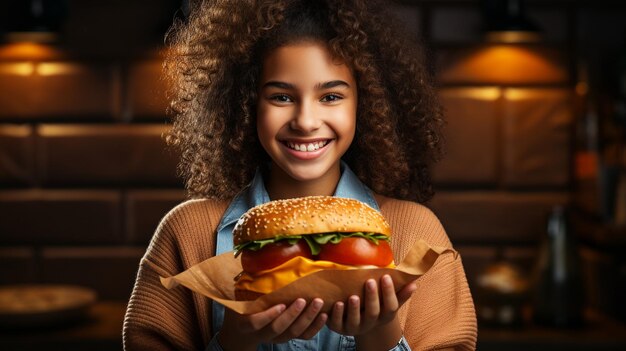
[161,239,453,315]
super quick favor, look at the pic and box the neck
[265,164,341,200]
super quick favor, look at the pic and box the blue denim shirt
[206,162,410,351]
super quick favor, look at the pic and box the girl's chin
[285,167,331,182]
[273,162,340,183]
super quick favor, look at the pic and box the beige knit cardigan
[123,194,477,350]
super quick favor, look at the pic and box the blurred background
[0,0,625,350]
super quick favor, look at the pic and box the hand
[218,298,327,351]
[326,275,416,349]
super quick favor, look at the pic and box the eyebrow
[262,80,351,90]
[316,80,350,90]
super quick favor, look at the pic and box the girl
[123,1,477,350]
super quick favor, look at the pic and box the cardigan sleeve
[123,255,205,350]
[376,195,477,350]
[123,199,226,351]
[401,250,477,350]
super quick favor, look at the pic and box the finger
[363,279,380,322]
[396,281,418,305]
[380,275,399,312]
[327,301,345,331]
[246,304,287,332]
[345,295,361,334]
[280,298,324,341]
[265,298,306,337]
[297,312,328,340]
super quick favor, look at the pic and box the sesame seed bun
[233,196,391,245]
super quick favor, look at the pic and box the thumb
[396,281,417,305]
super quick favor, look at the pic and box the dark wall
[0,1,624,318]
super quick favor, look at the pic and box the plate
[0,285,97,328]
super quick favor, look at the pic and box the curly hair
[164,0,444,203]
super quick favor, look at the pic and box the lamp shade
[438,45,568,86]
[0,0,68,43]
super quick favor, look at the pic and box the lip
[280,139,333,160]
[280,138,332,143]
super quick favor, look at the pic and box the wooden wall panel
[434,87,500,186]
[125,189,187,244]
[0,124,35,186]
[0,190,121,244]
[126,59,169,120]
[429,191,570,244]
[0,63,117,120]
[41,247,144,300]
[0,247,37,284]
[501,88,573,188]
[36,124,180,186]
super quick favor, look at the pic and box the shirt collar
[334,162,380,210]
[215,161,380,235]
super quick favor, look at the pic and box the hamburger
[233,196,395,300]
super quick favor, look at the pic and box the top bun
[233,196,391,245]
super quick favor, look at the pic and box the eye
[269,94,293,103]
[320,93,343,103]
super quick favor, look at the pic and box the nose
[289,100,321,132]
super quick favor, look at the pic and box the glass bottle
[532,206,584,328]
[574,61,602,218]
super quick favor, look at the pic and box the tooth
[288,142,294,149]
[307,143,315,151]
[299,144,306,151]
[314,143,320,150]
[294,144,301,151]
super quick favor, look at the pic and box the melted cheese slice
[235,256,396,294]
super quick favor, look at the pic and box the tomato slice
[241,240,313,274]
[318,237,393,267]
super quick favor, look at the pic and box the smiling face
[257,42,357,198]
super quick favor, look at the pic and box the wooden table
[2,302,626,351]
[0,301,126,351]
[478,309,626,351]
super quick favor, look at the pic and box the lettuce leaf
[234,232,390,257]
